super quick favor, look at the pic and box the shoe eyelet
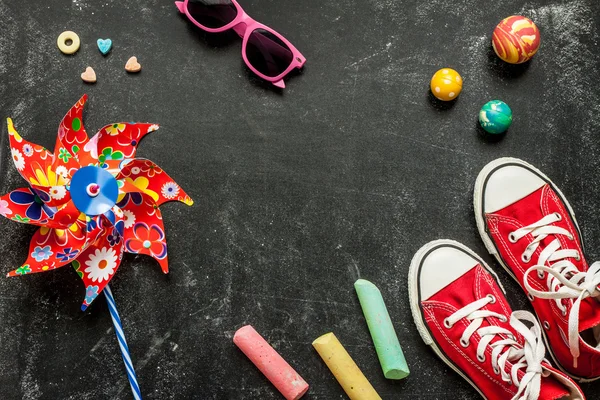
[568,234,574,241]
[486,294,496,304]
[561,308,568,317]
[543,321,550,330]
[575,253,581,261]
[508,233,517,243]
[477,353,486,362]
[493,366,500,375]
[443,318,452,329]
[527,293,535,301]
[537,270,545,279]
[499,315,508,323]
[522,253,531,263]
[554,212,562,221]
[460,338,469,348]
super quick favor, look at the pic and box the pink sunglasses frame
[175,0,306,88]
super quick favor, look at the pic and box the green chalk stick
[354,279,410,380]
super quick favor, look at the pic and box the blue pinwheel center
[70,166,119,216]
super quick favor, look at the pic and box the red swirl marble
[492,15,540,64]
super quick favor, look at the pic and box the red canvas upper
[422,264,578,399]
[485,184,600,379]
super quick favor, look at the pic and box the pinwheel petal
[76,229,125,310]
[96,123,159,174]
[6,223,87,277]
[55,95,90,162]
[122,193,169,273]
[117,158,193,206]
[7,118,54,183]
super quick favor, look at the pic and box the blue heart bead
[97,38,112,55]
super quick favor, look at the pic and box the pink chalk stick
[233,325,309,400]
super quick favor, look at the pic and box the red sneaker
[409,240,585,399]
[475,157,600,381]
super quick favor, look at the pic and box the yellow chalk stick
[312,332,381,400]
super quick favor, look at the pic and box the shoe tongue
[538,374,571,400]
[578,297,600,332]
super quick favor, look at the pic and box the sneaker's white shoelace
[511,212,600,368]
[445,296,548,400]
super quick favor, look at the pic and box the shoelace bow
[513,212,600,368]
[445,296,548,400]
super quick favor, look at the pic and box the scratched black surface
[0,0,600,398]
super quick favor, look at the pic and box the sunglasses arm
[175,1,185,13]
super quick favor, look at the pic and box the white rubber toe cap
[479,159,545,214]
[419,245,479,301]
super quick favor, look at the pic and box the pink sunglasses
[175,0,306,88]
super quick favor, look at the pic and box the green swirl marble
[479,100,512,134]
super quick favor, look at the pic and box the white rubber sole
[473,157,599,383]
[408,239,506,400]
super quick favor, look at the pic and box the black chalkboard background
[1,0,600,398]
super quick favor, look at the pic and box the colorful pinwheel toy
[1,95,192,399]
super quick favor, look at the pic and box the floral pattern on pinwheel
[0,95,193,309]
[126,222,166,257]
[7,189,55,222]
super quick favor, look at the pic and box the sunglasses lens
[186,0,238,29]
[245,29,294,78]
